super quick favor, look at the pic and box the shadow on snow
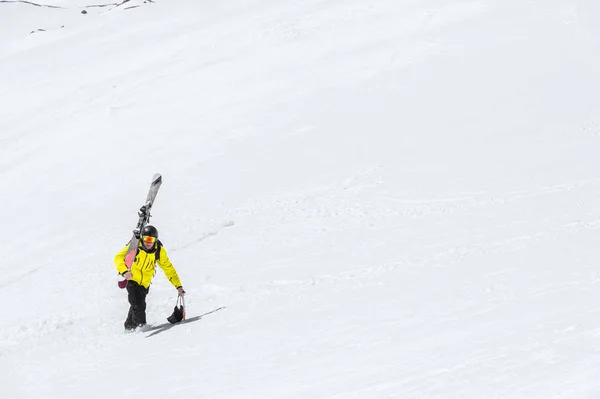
[145,306,225,338]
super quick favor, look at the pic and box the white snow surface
[1,0,600,397]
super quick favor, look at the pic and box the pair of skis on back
[117,173,162,289]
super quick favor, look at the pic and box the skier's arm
[156,246,183,288]
[114,245,130,275]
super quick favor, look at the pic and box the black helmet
[141,225,158,238]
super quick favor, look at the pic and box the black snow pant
[124,280,149,330]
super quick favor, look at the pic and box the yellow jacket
[114,241,182,289]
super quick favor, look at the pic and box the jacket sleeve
[156,246,182,288]
[114,245,130,275]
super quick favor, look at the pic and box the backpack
[155,240,162,262]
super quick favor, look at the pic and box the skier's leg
[124,306,135,330]
[134,286,148,326]
[127,281,149,327]
[124,282,138,330]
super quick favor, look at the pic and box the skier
[114,225,185,331]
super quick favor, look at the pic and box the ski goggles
[142,236,157,244]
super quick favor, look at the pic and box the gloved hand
[177,287,186,296]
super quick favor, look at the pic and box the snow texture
[1,0,600,397]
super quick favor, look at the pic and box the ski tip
[152,173,162,183]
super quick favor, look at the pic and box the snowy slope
[1,0,600,397]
